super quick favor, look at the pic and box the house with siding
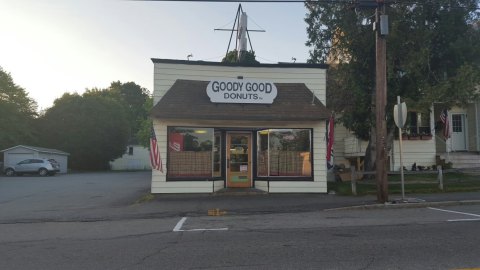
[150,59,330,193]
[333,102,480,172]
[110,145,151,171]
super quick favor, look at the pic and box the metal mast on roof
[214,4,265,62]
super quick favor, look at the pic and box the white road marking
[428,207,480,218]
[173,217,228,232]
[173,217,187,232]
[447,218,480,222]
[182,228,229,232]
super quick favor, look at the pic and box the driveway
[0,171,151,223]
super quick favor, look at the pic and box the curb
[324,200,480,211]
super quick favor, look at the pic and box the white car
[4,158,60,176]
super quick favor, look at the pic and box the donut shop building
[151,58,330,193]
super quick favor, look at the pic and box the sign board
[240,165,248,172]
[393,102,407,128]
[206,79,278,104]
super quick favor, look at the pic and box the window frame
[255,128,314,181]
[166,126,223,181]
[165,126,315,182]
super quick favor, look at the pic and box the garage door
[5,153,34,167]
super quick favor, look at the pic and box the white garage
[1,145,69,174]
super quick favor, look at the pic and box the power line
[131,0,480,10]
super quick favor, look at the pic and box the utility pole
[375,0,388,203]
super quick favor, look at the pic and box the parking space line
[173,217,187,232]
[182,228,229,232]
[447,218,480,222]
[173,217,228,232]
[428,207,480,218]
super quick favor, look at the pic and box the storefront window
[213,132,221,177]
[168,127,214,177]
[257,129,312,177]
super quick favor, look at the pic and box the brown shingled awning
[151,80,330,121]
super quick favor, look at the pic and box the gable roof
[151,80,330,121]
[1,145,70,155]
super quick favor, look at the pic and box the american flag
[440,109,450,139]
[326,115,334,169]
[150,127,163,172]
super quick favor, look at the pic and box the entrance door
[451,113,467,151]
[226,133,252,188]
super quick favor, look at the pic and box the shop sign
[206,79,278,104]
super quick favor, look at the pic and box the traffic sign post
[394,96,407,201]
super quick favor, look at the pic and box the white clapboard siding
[333,124,352,168]
[109,145,151,171]
[153,63,326,105]
[255,181,269,192]
[343,136,368,157]
[268,181,327,193]
[151,181,215,193]
[391,139,436,171]
[213,180,225,192]
[312,121,327,187]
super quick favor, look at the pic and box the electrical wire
[131,0,480,11]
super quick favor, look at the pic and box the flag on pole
[326,114,335,169]
[440,109,450,140]
[150,127,163,172]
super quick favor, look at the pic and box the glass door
[227,133,252,188]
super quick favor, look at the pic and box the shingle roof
[1,145,70,155]
[151,80,330,121]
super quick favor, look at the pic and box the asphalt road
[1,172,479,269]
[0,171,151,222]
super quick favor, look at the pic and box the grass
[135,193,156,204]
[329,172,480,196]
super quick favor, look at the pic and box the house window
[167,127,214,178]
[128,147,133,155]
[257,129,312,177]
[406,112,431,135]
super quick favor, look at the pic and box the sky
[0,0,312,111]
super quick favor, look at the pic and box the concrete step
[438,153,480,169]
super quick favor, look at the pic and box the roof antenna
[214,4,265,62]
[187,54,193,61]
[291,57,296,63]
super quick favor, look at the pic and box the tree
[0,67,38,151]
[84,81,151,143]
[39,93,130,170]
[305,0,480,171]
[135,96,154,147]
[222,50,260,64]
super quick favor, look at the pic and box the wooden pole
[438,165,444,191]
[351,167,357,195]
[375,1,388,203]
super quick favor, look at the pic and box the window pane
[213,132,221,177]
[168,127,213,177]
[257,130,269,176]
[452,115,462,132]
[257,129,312,177]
